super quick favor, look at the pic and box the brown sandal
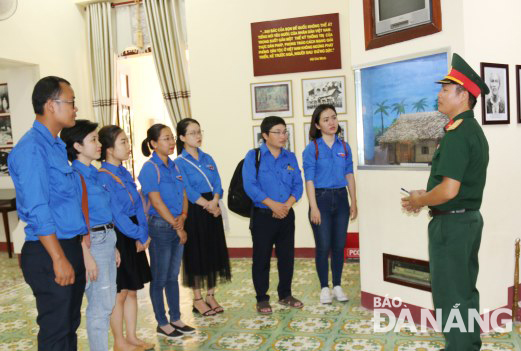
[256,300,272,315]
[206,293,224,313]
[278,296,304,309]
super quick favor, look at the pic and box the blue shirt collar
[260,142,288,157]
[33,120,65,147]
[101,161,125,176]
[181,148,206,161]
[316,135,342,146]
[151,151,174,168]
[72,160,98,179]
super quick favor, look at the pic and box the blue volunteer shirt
[72,160,112,228]
[242,143,303,209]
[98,162,148,244]
[7,121,87,241]
[302,136,354,189]
[138,152,184,217]
[174,148,223,204]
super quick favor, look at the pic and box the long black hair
[60,119,98,161]
[141,123,168,156]
[98,125,124,161]
[309,104,342,141]
[176,118,200,155]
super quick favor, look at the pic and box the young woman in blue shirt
[174,118,231,316]
[302,104,358,304]
[138,124,195,339]
[98,125,154,350]
[60,119,120,351]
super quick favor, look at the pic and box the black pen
[400,188,410,194]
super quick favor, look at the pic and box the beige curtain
[87,2,117,126]
[144,0,191,125]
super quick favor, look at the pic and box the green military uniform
[427,54,489,351]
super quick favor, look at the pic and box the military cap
[437,53,490,97]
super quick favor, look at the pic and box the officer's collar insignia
[446,119,463,131]
[176,175,183,181]
[287,165,294,171]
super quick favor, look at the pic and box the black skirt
[183,192,232,289]
[115,216,152,292]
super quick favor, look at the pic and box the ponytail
[141,138,151,157]
[142,123,168,157]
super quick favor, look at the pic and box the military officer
[402,53,490,351]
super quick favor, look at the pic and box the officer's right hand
[270,202,289,219]
[53,256,75,286]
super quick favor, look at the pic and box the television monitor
[374,0,432,36]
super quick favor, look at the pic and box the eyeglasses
[186,130,204,137]
[269,130,289,136]
[158,136,176,142]
[53,99,75,109]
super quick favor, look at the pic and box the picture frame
[0,115,13,146]
[516,65,521,123]
[0,146,13,176]
[480,62,510,125]
[250,80,293,120]
[301,76,347,116]
[304,120,348,146]
[252,123,295,153]
[0,83,10,116]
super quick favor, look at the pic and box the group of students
[9,75,357,351]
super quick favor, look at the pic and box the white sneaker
[332,286,349,302]
[320,287,333,304]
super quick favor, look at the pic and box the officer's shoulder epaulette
[446,119,463,131]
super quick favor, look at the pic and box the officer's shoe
[332,285,349,302]
[320,287,333,304]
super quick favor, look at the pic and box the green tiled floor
[0,253,520,350]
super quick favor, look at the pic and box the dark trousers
[428,211,483,351]
[310,187,350,288]
[21,237,86,351]
[250,208,295,302]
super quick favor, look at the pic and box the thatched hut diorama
[377,111,449,165]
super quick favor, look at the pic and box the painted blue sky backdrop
[360,52,448,161]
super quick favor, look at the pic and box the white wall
[185,0,357,248]
[0,0,93,131]
[350,0,521,314]
[460,0,521,312]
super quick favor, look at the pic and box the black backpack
[228,148,261,218]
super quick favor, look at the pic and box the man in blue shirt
[243,116,303,314]
[8,76,88,350]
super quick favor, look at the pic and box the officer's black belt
[91,223,115,232]
[429,209,476,217]
[253,207,272,214]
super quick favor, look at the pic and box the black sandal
[206,293,224,314]
[192,297,216,316]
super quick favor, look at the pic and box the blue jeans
[148,216,184,326]
[85,227,117,351]
[310,187,350,288]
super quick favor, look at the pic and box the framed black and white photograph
[0,146,12,176]
[0,115,13,146]
[250,81,293,120]
[481,62,510,125]
[302,76,346,116]
[0,83,10,116]
[516,65,521,123]
[304,120,348,146]
[252,123,295,152]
